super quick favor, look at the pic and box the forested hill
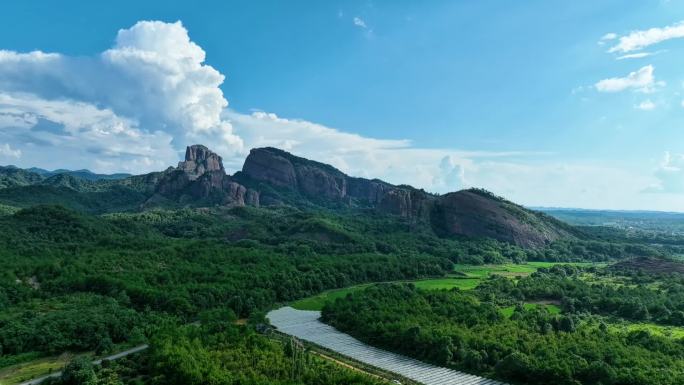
[0,144,577,248]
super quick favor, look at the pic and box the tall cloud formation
[0,20,240,171]
[645,152,684,193]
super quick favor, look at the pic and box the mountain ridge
[0,145,575,247]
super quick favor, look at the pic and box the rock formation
[240,147,573,247]
[0,143,571,247]
[177,145,225,180]
[241,147,433,217]
[153,145,258,207]
[430,189,572,248]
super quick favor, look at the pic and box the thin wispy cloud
[616,51,661,60]
[598,32,617,45]
[353,17,367,29]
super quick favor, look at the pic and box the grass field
[291,277,483,310]
[500,303,562,318]
[291,262,606,311]
[454,262,603,278]
[0,343,139,385]
[291,284,373,311]
[0,352,88,385]
[611,321,684,340]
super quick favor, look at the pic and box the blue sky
[0,0,684,210]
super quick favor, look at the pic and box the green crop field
[411,277,482,291]
[290,285,373,311]
[610,321,684,340]
[454,262,604,278]
[292,262,607,311]
[290,277,482,310]
[0,352,89,385]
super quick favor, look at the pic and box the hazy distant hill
[539,207,684,234]
[26,167,131,181]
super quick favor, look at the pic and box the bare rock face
[431,190,571,248]
[141,145,573,248]
[295,165,347,200]
[242,147,433,217]
[376,188,433,219]
[242,147,349,200]
[245,189,260,207]
[242,148,298,188]
[153,145,257,207]
[346,178,392,203]
[178,145,225,180]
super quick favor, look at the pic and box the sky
[0,0,684,211]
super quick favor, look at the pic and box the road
[267,307,506,385]
[18,345,149,385]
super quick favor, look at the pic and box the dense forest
[322,280,684,385]
[37,310,384,385]
[476,264,684,326]
[0,205,668,350]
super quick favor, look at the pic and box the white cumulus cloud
[0,20,678,209]
[608,21,684,53]
[634,99,656,110]
[353,17,367,29]
[0,143,20,159]
[595,65,662,93]
[0,20,241,172]
[435,156,468,191]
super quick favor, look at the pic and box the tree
[495,352,532,382]
[96,368,123,385]
[95,336,114,356]
[61,357,97,385]
[559,316,576,333]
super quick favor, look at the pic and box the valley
[320,263,684,385]
[290,262,600,311]
[0,146,682,385]
[3,3,684,385]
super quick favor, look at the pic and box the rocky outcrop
[153,145,257,207]
[245,189,260,207]
[242,148,298,189]
[0,143,574,247]
[241,147,433,217]
[177,145,225,180]
[240,147,575,247]
[296,165,347,200]
[376,188,433,219]
[346,178,392,203]
[430,189,571,248]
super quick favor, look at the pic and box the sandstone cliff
[241,147,432,218]
[153,145,259,207]
[240,147,573,247]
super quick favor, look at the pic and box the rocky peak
[149,145,259,208]
[177,145,225,180]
